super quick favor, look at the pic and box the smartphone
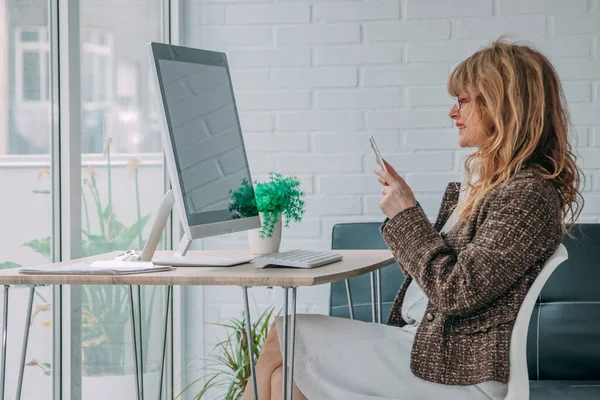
[369,135,387,172]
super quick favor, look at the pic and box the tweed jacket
[380,167,563,386]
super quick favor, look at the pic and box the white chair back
[505,244,569,400]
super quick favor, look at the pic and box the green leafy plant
[81,286,130,375]
[0,261,20,269]
[25,285,159,377]
[81,285,158,376]
[5,138,151,262]
[229,173,305,238]
[26,359,52,376]
[178,307,276,400]
[25,290,53,375]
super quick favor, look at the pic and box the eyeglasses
[454,97,471,111]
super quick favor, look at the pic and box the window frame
[14,27,50,106]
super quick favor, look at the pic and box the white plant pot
[248,213,282,255]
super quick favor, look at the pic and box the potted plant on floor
[178,307,276,400]
[229,173,305,255]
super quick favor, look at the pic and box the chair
[330,222,600,399]
[505,244,568,400]
[528,224,600,399]
[330,222,404,322]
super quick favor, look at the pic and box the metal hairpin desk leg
[16,285,36,399]
[242,286,258,400]
[137,286,144,399]
[370,272,377,323]
[289,287,297,400]
[158,285,171,400]
[344,279,355,320]
[282,288,289,400]
[0,285,8,399]
[129,286,142,400]
[376,269,382,323]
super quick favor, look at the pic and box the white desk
[0,249,395,400]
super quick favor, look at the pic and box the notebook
[19,261,175,275]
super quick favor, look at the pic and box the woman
[242,40,582,400]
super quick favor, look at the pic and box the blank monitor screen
[152,45,258,227]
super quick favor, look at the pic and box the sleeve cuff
[380,204,441,268]
[380,204,426,239]
[379,202,423,230]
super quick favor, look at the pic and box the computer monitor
[142,42,261,266]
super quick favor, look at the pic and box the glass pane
[97,32,108,46]
[20,29,39,42]
[80,1,165,398]
[97,55,107,102]
[22,51,41,101]
[1,2,53,400]
[44,51,49,101]
[81,109,105,153]
[82,54,93,103]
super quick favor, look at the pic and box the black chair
[330,222,404,323]
[329,222,600,399]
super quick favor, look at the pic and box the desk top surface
[0,250,395,287]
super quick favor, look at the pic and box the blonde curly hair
[447,39,583,233]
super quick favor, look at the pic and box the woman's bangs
[448,62,469,98]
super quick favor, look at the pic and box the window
[15,28,50,103]
[82,30,112,104]
[79,1,165,397]
[81,30,113,153]
[2,1,169,397]
[1,8,53,400]
[12,27,116,154]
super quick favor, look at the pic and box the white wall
[179,0,600,395]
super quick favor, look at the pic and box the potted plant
[229,173,305,255]
[178,307,276,400]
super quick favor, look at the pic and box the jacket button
[425,312,435,322]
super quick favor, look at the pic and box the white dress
[275,175,509,400]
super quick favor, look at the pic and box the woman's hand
[374,159,417,220]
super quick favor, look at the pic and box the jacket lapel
[433,182,461,232]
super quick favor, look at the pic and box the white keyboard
[253,250,343,269]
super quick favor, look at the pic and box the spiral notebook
[19,261,175,275]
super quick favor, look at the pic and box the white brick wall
[276,24,361,45]
[455,16,548,39]
[362,65,448,85]
[315,44,403,65]
[406,0,493,18]
[314,2,401,22]
[271,67,358,87]
[364,20,451,41]
[235,90,311,110]
[180,0,600,391]
[277,110,364,130]
[315,88,403,109]
[227,4,310,24]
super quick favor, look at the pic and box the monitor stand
[140,190,253,267]
[152,237,253,267]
